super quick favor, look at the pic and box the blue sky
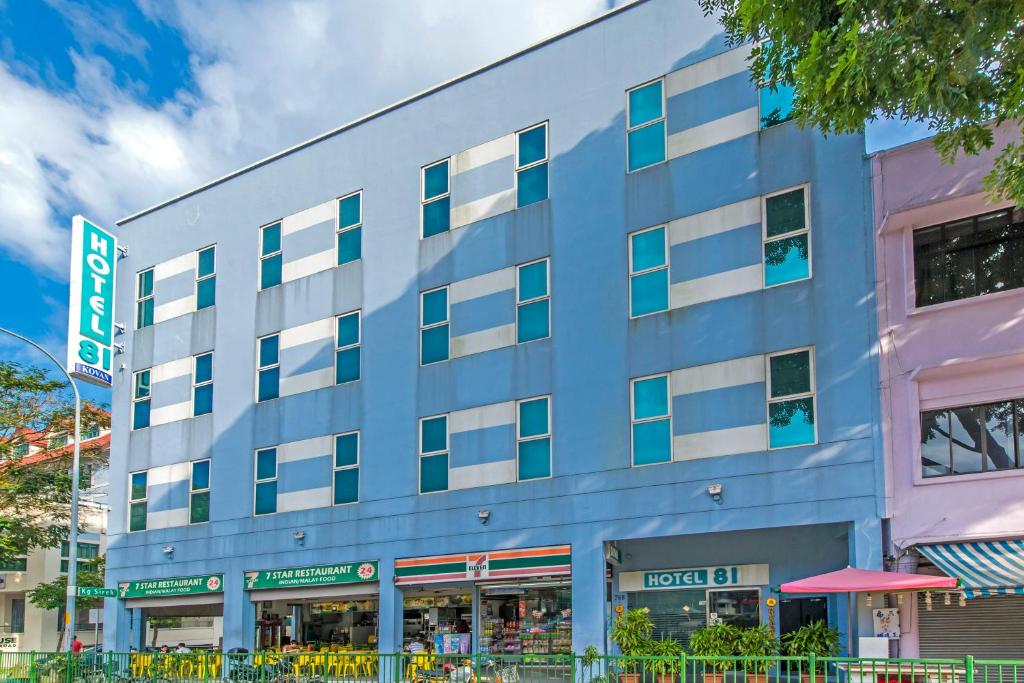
[0,0,931,406]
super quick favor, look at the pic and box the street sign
[78,586,118,598]
[66,215,117,387]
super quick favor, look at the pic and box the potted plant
[582,645,616,683]
[689,623,739,683]
[645,638,684,683]
[610,608,655,683]
[737,625,780,683]
[782,620,840,683]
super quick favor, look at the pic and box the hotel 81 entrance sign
[67,216,118,387]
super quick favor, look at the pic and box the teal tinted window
[339,193,361,228]
[333,468,358,505]
[760,83,795,128]
[769,398,815,447]
[338,227,361,265]
[765,189,806,238]
[257,367,279,402]
[193,384,213,416]
[195,353,213,383]
[764,234,810,286]
[189,491,210,524]
[337,313,360,347]
[421,416,447,454]
[335,433,358,467]
[259,335,279,367]
[633,376,668,419]
[256,449,276,479]
[631,228,666,272]
[629,81,663,127]
[518,261,548,301]
[134,370,150,398]
[254,481,277,515]
[518,125,547,166]
[261,223,281,256]
[518,439,551,480]
[191,460,210,490]
[422,196,451,237]
[133,400,150,430]
[197,247,215,277]
[423,160,449,199]
[196,277,215,309]
[260,253,282,289]
[138,269,153,297]
[632,419,672,465]
[630,270,669,317]
[336,348,360,384]
[770,350,811,398]
[129,502,147,531]
[517,163,549,208]
[137,299,154,328]
[628,121,666,172]
[422,288,448,325]
[421,326,449,364]
[519,398,549,438]
[420,453,448,493]
[517,300,549,343]
[130,472,147,500]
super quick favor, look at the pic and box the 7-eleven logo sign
[467,553,489,579]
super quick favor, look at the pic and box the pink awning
[781,567,958,594]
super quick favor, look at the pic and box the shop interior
[479,581,572,656]
[255,595,379,650]
[627,587,760,646]
[142,603,223,649]
[402,589,473,653]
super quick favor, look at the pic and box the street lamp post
[0,327,84,651]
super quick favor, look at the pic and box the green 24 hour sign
[66,215,118,388]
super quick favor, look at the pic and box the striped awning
[918,540,1024,599]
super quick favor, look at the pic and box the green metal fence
[1,652,1021,683]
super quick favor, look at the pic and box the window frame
[919,398,1024,479]
[132,369,151,430]
[630,372,673,467]
[516,257,551,344]
[256,333,280,402]
[628,225,670,318]
[336,189,363,266]
[332,430,360,506]
[420,158,451,239]
[60,541,99,574]
[195,244,217,310]
[765,346,818,450]
[189,458,211,525]
[192,352,214,417]
[418,414,449,495]
[259,220,283,290]
[514,121,550,208]
[419,285,450,366]
[625,78,667,173]
[128,470,148,533]
[761,184,813,288]
[516,395,553,482]
[253,447,278,516]
[135,267,154,329]
[335,310,361,385]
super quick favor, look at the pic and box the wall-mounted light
[162,545,175,559]
[707,484,723,504]
[924,592,933,611]
[958,593,966,608]
[865,593,873,607]
[477,510,491,526]
[292,531,306,546]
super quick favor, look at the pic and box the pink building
[873,125,1024,659]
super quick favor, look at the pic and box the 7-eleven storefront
[395,545,572,656]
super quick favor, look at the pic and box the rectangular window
[10,598,24,633]
[0,557,27,572]
[259,221,283,290]
[83,425,100,439]
[257,334,280,402]
[193,352,213,416]
[629,226,669,317]
[337,190,362,266]
[136,268,154,329]
[190,459,210,524]
[419,415,448,494]
[759,54,795,129]
[913,207,1024,307]
[626,79,666,172]
[421,159,451,238]
[129,471,147,532]
[132,370,151,430]
[195,245,216,310]
[254,448,278,515]
[12,443,29,457]
[335,311,361,384]
[516,122,549,208]
[420,286,449,365]
[631,374,672,465]
[517,258,550,343]
[767,348,816,448]
[517,396,552,480]
[763,186,811,286]
[48,434,67,450]
[333,431,359,505]
[60,541,99,573]
[921,399,1023,478]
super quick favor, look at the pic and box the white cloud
[0,0,616,279]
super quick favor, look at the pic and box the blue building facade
[104,0,883,654]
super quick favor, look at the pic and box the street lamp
[0,327,85,651]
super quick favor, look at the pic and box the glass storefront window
[627,588,761,647]
[480,584,572,655]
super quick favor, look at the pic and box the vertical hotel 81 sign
[67,216,117,387]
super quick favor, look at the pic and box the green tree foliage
[26,555,105,611]
[0,361,109,564]
[699,0,1024,203]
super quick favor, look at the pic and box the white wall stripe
[449,401,515,434]
[154,295,196,324]
[665,45,752,97]
[280,317,334,349]
[450,267,515,304]
[148,462,191,486]
[277,435,334,464]
[451,325,515,358]
[282,200,335,236]
[147,508,189,530]
[452,134,514,175]
[151,357,194,383]
[154,252,196,281]
[670,354,764,395]
[673,424,767,461]
[278,487,332,513]
[667,107,759,159]
[448,460,517,490]
[669,197,761,245]
[279,368,334,397]
[452,188,516,229]
[150,401,192,426]
[670,263,762,309]
[283,249,335,283]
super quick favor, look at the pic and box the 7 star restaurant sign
[66,216,118,387]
